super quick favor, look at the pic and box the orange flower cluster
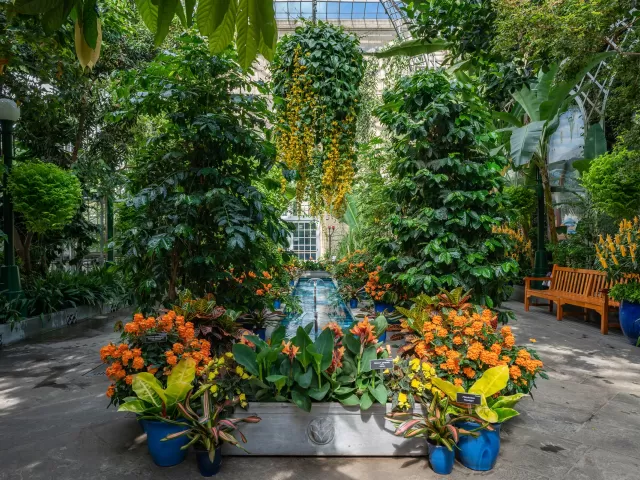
[397,299,545,394]
[350,316,378,347]
[324,322,346,374]
[100,310,211,403]
[364,267,391,302]
[282,341,300,361]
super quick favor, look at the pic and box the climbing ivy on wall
[271,21,364,216]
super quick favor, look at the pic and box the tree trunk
[538,161,557,244]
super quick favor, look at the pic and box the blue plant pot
[349,298,358,309]
[455,421,501,471]
[255,328,266,341]
[428,442,455,475]
[620,300,640,345]
[141,419,190,467]
[378,330,387,342]
[274,299,282,310]
[289,280,295,287]
[374,302,395,313]
[196,448,222,476]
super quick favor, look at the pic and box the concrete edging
[0,303,119,347]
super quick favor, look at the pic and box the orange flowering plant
[100,310,211,406]
[365,267,399,305]
[391,290,546,395]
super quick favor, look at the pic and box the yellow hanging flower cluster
[596,217,639,273]
[493,224,533,265]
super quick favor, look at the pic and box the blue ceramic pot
[349,298,358,309]
[428,442,455,475]
[255,328,266,341]
[196,447,222,477]
[374,302,395,313]
[274,299,282,310]
[289,280,295,287]
[455,421,501,471]
[378,330,387,342]
[620,300,640,345]
[141,419,190,467]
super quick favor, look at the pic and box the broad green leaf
[41,0,74,34]
[431,377,465,401]
[509,121,545,167]
[235,0,259,70]
[291,387,311,412]
[372,314,388,338]
[185,0,196,25]
[337,393,360,406]
[344,332,361,355]
[512,86,541,122]
[584,123,607,160]
[132,372,166,408]
[313,328,334,371]
[14,0,62,15]
[469,365,509,398]
[491,393,526,409]
[135,0,158,33]
[232,343,260,377]
[475,405,499,423]
[360,345,378,372]
[154,0,178,46]
[494,407,520,423]
[175,0,187,27]
[82,0,98,48]
[370,38,450,58]
[294,366,313,388]
[308,382,330,401]
[292,326,313,369]
[492,111,523,128]
[360,391,374,411]
[533,64,560,102]
[368,383,388,405]
[265,374,287,391]
[254,0,276,60]
[117,399,147,413]
[270,325,286,348]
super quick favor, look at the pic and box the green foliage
[492,0,631,75]
[376,70,518,305]
[8,162,82,234]
[114,35,289,309]
[582,147,640,220]
[610,282,640,303]
[504,186,536,233]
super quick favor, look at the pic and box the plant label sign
[456,393,482,405]
[143,332,168,343]
[370,359,394,370]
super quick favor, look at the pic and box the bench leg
[549,300,554,313]
[524,294,530,312]
[601,308,609,335]
[557,303,563,321]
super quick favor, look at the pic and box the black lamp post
[326,225,336,259]
[0,98,23,298]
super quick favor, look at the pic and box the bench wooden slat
[524,265,627,335]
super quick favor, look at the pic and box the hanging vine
[271,22,364,216]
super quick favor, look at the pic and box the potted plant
[165,392,261,477]
[610,282,640,345]
[596,218,640,343]
[432,365,524,471]
[339,283,362,309]
[365,267,398,313]
[117,357,197,466]
[387,392,486,475]
[239,308,284,340]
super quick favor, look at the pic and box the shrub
[582,148,640,221]
[8,162,82,234]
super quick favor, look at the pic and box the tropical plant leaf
[368,383,388,405]
[235,0,259,70]
[232,343,260,376]
[491,393,525,409]
[165,357,196,404]
[371,38,450,58]
[132,372,166,408]
[82,0,98,48]
[469,365,509,398]
[135,0,158,33]
[117,399,147,413]
[308,382,330,400]
[291,387,312,412]
[360,391,374,410]
[509,121,545,167]
[493,407,520,423]
[583,122,607,160]
[431,377,465,401]
[512,86,541,122]
[41,0,74,34]
[313,327,335,371]
[292,326,313,369]
[475,405,499,423]
[154,0,178,46]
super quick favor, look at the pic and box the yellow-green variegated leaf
[474,405,499,423]
[431,377,465,402]
[132,372,166,408]
[493,407,519,423]
[135,0,158,33]
[164,357,196,405]
[491,393,526,409]
[117,399,147,413]
[469,365,508,398]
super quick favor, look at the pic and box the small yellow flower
[529,338,537,343]
[225,352,233,358]
[235,366,244,376]
[210,384,219,394]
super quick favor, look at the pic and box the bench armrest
[524,276,552,289]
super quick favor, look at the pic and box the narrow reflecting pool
[282,278,353,340]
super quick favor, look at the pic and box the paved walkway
[1,302,640,479]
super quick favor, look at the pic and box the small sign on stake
[143,332,168,343]
[370,359,394,370]
[456,393,482,406]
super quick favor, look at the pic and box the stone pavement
[1,302,640,480]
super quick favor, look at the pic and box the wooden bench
[524,265,629,335]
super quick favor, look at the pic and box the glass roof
[274,0,408,51]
